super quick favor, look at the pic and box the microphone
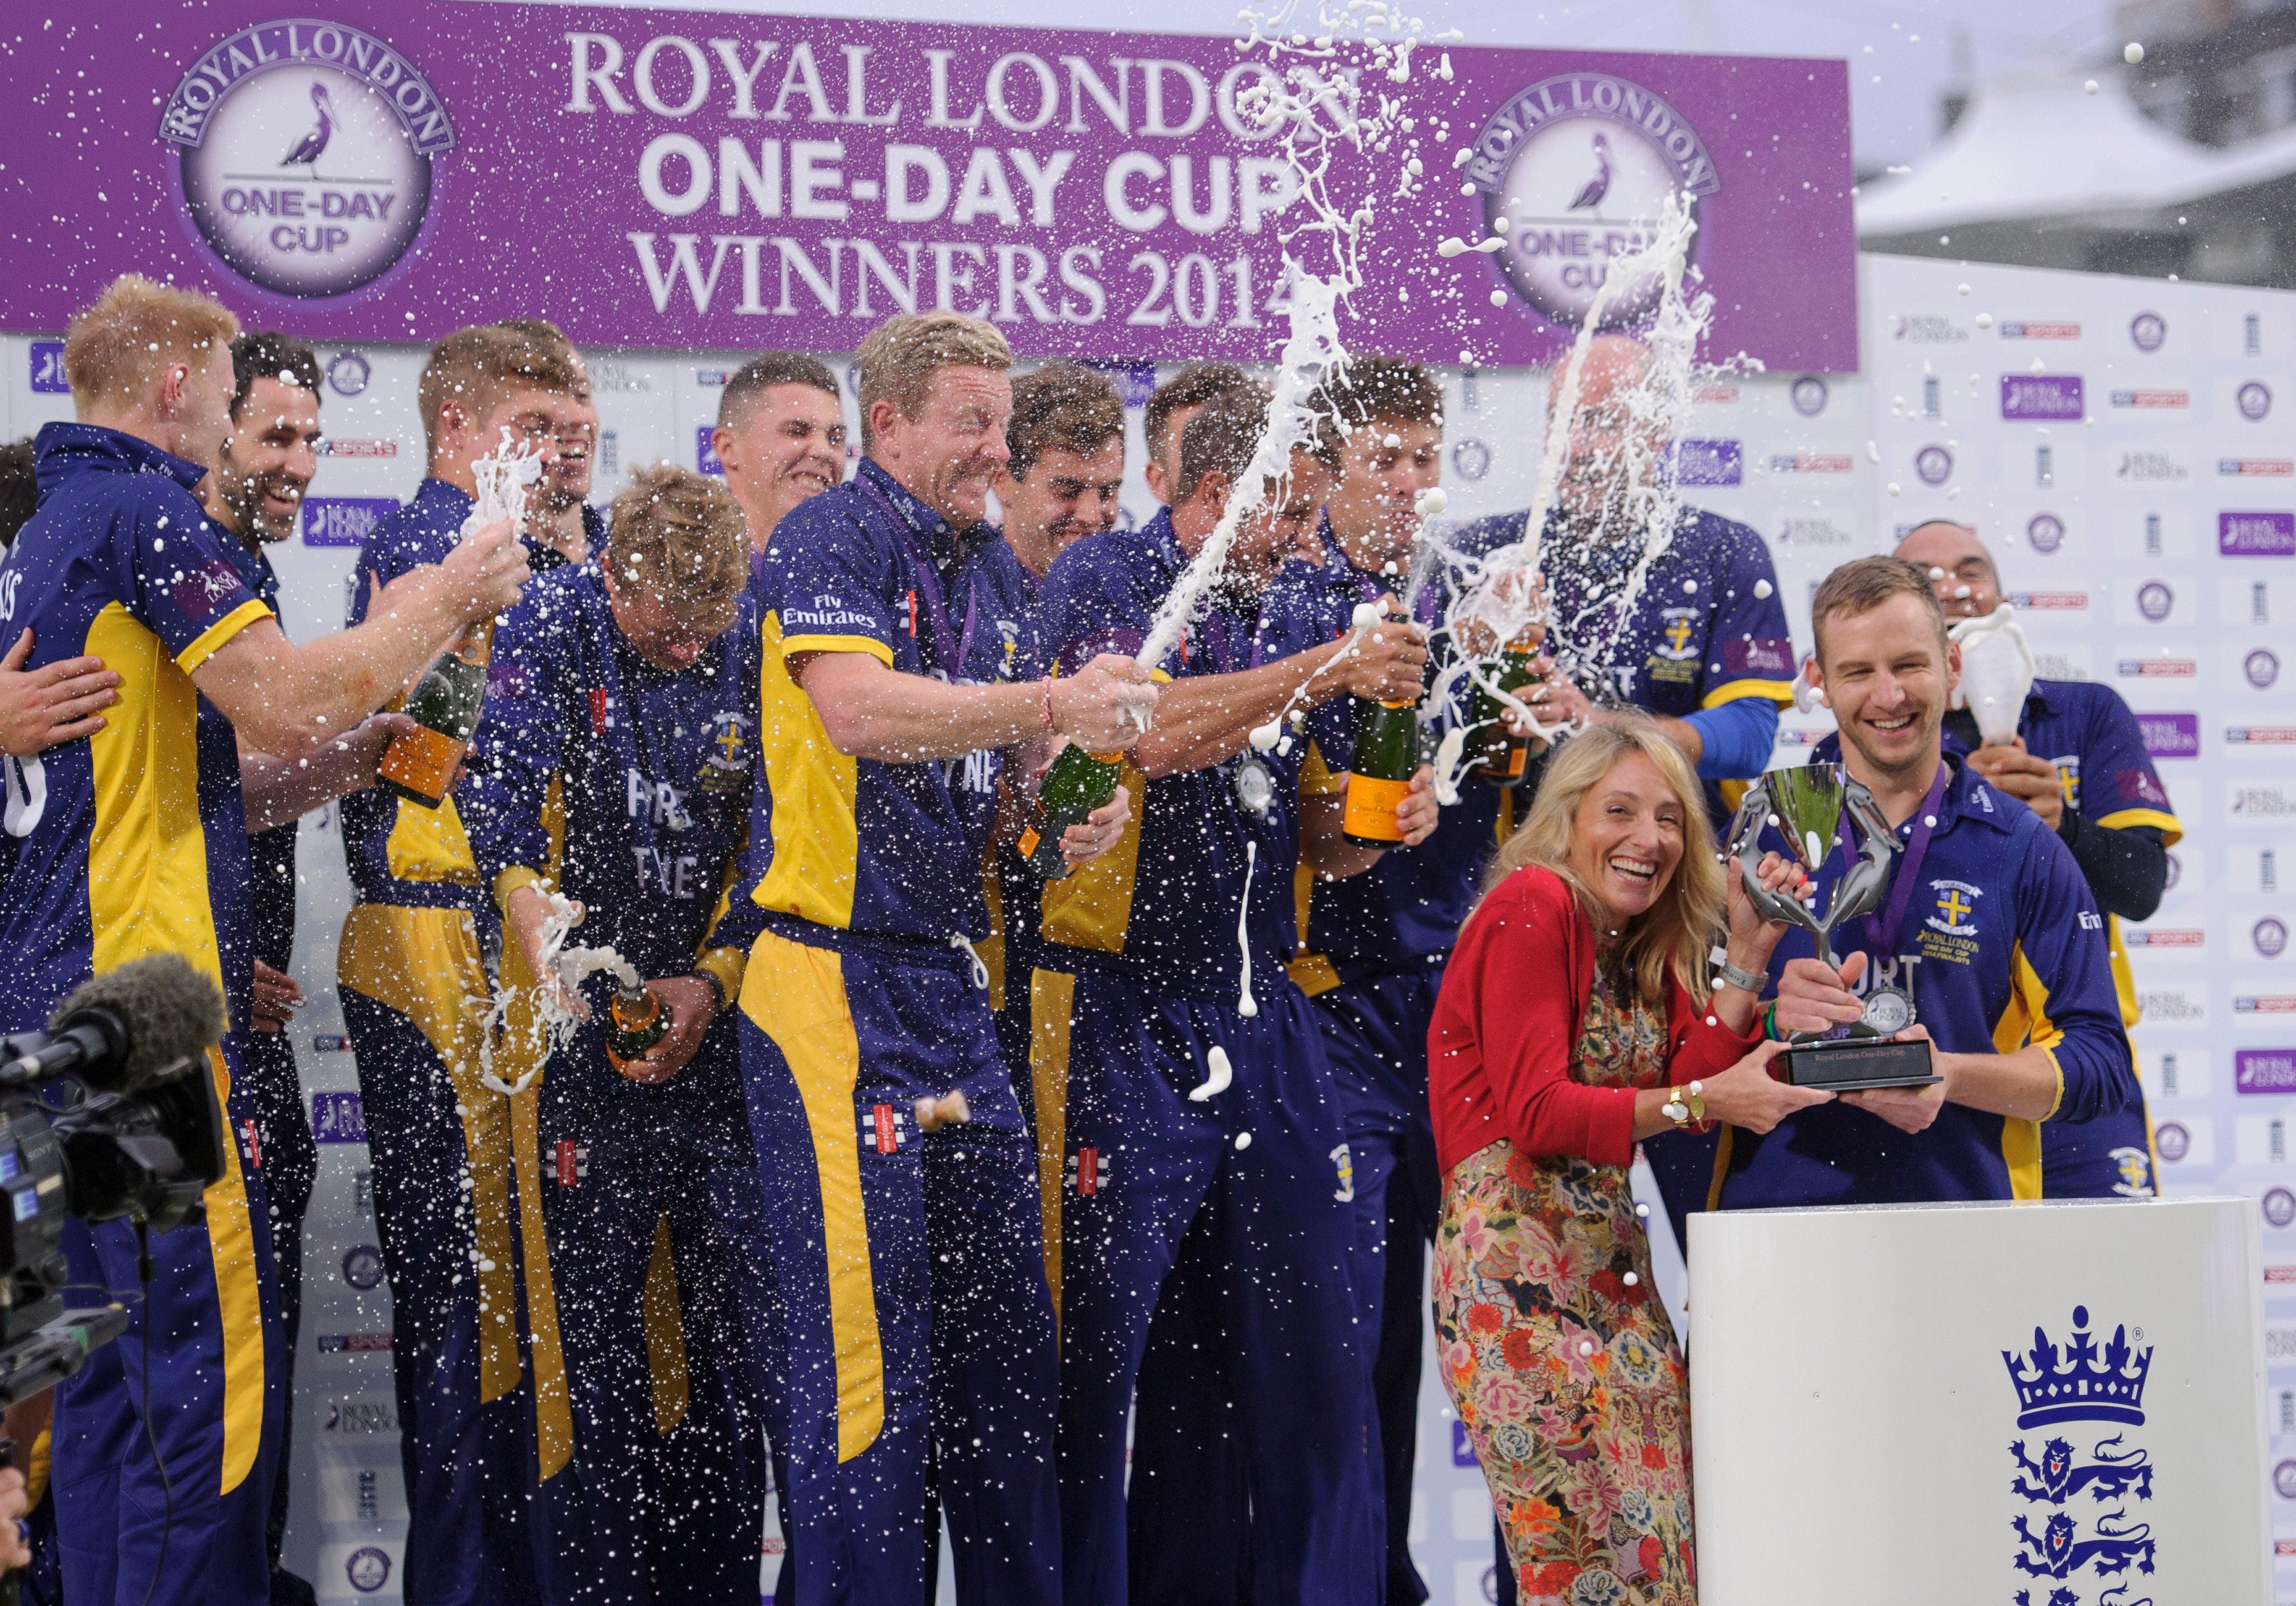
[4,955,227,1092]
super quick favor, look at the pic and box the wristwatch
[1661,1081,1711,1132]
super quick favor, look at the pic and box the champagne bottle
[1342,691,1420,848]
[602,979,668,1069]
[1470,625,1545,789]
[1020,741,1122,878]
[379,620,495,808]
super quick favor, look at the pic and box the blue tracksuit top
[1708,741,2136,1207]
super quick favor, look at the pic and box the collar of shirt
[856,457,981,577]
[413,476,476,522]
[33,421,207,497]
[1807,733,2017,842]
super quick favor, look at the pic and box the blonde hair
[855,312,1012,455]
[1485,714,1725,1006]
[64,275,239,414]
[416,324,585,459]
[606,463,749,632]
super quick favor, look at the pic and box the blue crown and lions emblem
[2003,1306,2157,1602]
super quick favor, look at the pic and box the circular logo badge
[2163,852,2182,890]
[341,1245,384,1291]
[2026,512,2064,554]
[161,23,453,299]
[1790,376,1829,417]
[2259,917,2289,959]
[2153,1121,2189,1163]
[2251,648,2283,690]
[2137,581,2173,622]
[2241,381,2274,421]
[326,351,370,397]
[1914,445,1954,487]
[1452,439,1492,483]
[844,362,863,398]
[2266,1189,2296,1231]
[346,1547,392,1594]
[1858,986,1914,1035]
[2129,312,2167,352]
[1465,72,1719,330]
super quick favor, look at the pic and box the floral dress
[1431,970,1696,1606]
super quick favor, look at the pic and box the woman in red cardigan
[1428,714,1824,1606]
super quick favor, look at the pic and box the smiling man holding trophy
[1645,556,2138,1222]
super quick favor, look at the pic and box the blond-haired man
[335,319,588,1605]
[0,275,525,1606]
[462,463,768,1603]
[716,312,1151,1603]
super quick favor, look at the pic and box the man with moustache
[1661,556,2135,1217]
[716,312,1149,1604]
[1031,394,1432,1606]
[1895,520,2178,1199]
[193,332,337,1605]
[954,361,1129,1074]
[709,351,849,564]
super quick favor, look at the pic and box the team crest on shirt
[2047,754,2081,810]
[1644,607,1701,686]
[2108,1146,2155,1198]
[993,618,1026,680]
[1330,1142,1355,1203]
[1919,879,1983,964]
[696,711,752,794]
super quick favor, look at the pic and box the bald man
[1451,335,1795,826]
[1891,519,2177,1199]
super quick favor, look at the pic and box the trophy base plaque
[1780,1036,1940,1092]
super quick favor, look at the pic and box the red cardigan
[1429,865,1762,1176]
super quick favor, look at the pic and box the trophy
[1726,763,1940,1091]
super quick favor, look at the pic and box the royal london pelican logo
[159,20,455,299]
[2003,1306,2159,1599]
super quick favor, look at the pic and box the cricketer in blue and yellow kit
[1030,506,1382,1606]
[462,549,766,1606]
[1450,504,1795,825]
[1943,680,2179,1198]
[337,475,569,1605]
[724,453,1061,1606]
[1255,512,1507,1603]
[1646,733,2137,1225]
[0,422,286,1605]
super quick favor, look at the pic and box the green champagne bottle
[1021,741,1122,878]
[379,620,495,808]
[1342,691,1420,848]
[602,980,668,1068]
[1471,625,1545,789]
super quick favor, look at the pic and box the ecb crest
[2003,1306,2157,1603]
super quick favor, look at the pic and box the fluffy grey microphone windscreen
[48,955,228,1086]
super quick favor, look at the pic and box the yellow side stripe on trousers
[642,1214,690,1437]
[1029,969,1076,1329]
[741,929,884,1463]
[337,905,525,1409]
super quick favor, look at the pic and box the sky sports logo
[2109,389,2188,408]
[2117,657,2196,678]
[1998,319,2080,338]
[2219,459,2295,476]
[2005,590,2088,611]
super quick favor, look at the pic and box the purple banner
[2236,1050,2296,1096]
[2000,375,2084,421]
[2221,510,2296,557]
[0,6,1857,369]
[2137,712,2200,759]
[1675,438,1742,486]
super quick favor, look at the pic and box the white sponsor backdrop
[0,247,2286,1600]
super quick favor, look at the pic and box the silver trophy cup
[1725,762,1939,1091]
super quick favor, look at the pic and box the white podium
[1688,1197,2268,1604]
